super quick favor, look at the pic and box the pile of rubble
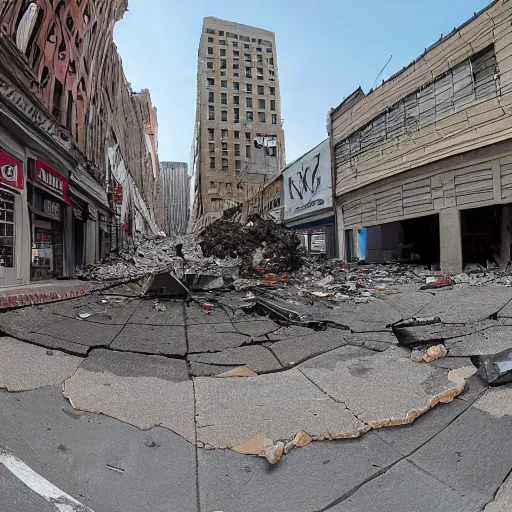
[200,215,305,274]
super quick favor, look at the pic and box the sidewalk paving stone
[128,299,185,326]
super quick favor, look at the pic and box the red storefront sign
[34,159,71,206]
[0,151,23,189]
[113,180,123,205]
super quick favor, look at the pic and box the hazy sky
[114,0,490,166]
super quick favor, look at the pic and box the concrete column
[335,203,345,260]
[439,208,463,273]
[497,205,511,269]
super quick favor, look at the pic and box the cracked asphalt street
[1,282,512,512]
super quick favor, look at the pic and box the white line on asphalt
[0,449,94,512]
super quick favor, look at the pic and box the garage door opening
[460,204,511,269]
[365,214,440,269]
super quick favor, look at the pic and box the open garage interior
[461,204,512,269]
[363,214,440,269]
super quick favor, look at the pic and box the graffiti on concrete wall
[283,139,332,221]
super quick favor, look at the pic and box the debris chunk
[202,303,214,312]
[262,439,285,465]
[77,313,92,320]
[423,344,448,363]
[284,431,313,454]
[420,277,455,290]
[217,366,257,378]
[471,349,512,386]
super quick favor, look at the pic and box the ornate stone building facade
[0,0,162,285]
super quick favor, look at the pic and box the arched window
[16,3,39,54]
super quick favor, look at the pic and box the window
[233,41,238,48]
[222,158,228,170]
[259,112,266,123]
[270,99,276,110]
[269,70,275,80]
[218,30,224,36]
[257,68,264,79]
[246,83,252,93]
[246,145,251,158]
[220,59,226,69]
[221,80,227,88]
[209,157,215,169]
[233,95,239,105]
[234,131,240,139]
[208,105,214,120]
[208,37,214,43]
[206,28,215,34]
[222,129,228,139]
[258,99,265,109]
[266,47,272,53]
[246,97,253,107]
[272,114,277,124]
[270,86,275,96]
[233,71,239,77]
[246,111,253,122]
[258,85,264,95]
[208,92,214,102]
[269,146,277,156]
[256,47,262,53]
[240,35,249,42]
[233,82,239,90]
[208,128,215,140]
[245,67,252,78]
[235,160,241,174]
[221,110,227,121]
[221,92,227,105]
[233,50,239,57]
[220,70,226,77]
[252,38,256,43]
[234,108,239,122]
[268,58,274,66]
[233,62,239,70]
[207,61,213,69]
[220,48,226,56]
[222,142,228,153]
[0,191,14,268]
[207,47,213,55]
[244,53,251,62]
[244,43,249,49]
[245,132,251,142]
[227,31,237,39]
[219,40,226,45]
[209,142,215,153]
[207,78,215,87]
[234,144,240,156]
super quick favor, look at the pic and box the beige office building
[190,17,285,231]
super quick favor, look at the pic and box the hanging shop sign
[0,151,23,189]
[34,159,71,206]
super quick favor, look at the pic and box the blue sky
[114,0,490,166]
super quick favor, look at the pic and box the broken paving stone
[262,439,285,465]
[217,366,258,378]
[471,348,512,386]
[284,431,313,454]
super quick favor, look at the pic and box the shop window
[0,192,15,268]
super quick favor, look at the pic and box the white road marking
[0,449,94,511]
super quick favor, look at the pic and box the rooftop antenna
[372,54,394,90]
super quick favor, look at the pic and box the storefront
[0,148,27,286]
[29,159,71,281]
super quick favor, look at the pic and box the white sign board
[283,139,332,221]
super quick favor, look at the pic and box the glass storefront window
[0,191,15,268]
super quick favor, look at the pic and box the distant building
[160,162,189,236]
[189,17,286,232]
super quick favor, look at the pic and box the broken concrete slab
[0,337,83,392]
[194,369,365,449]
[472,348,512,385]
[185,302,231,325]
[409,387,512,506]
[12,332,92,356]
[63,350,195,442]
[418,286,512,323]
[270,329,347,366]
[197,431,401,512]
[230,319,280,337]
[188,345,281,374]
[380,288,434,319]
[187,323,248,353]
[446,326,512,357]
[300,346,466,428]
[484,473,512,511]
[144,271,189,298]
[0,385,198,512]
[128,299,185,326]
[110,324,187,356]
[31,318,124,349]
[327,459,477,512]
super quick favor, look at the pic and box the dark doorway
[74,217,85,268]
